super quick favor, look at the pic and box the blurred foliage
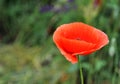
[0,0,120,84]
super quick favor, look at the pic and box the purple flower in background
[53,4,77,13]
[39,0,76,13]
[53,5,70,13]
[40,5,54,13]
[63,5,70,11]
[68,0,74,3]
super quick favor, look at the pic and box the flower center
[76,38,80,40]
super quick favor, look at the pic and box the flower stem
[78,56,84,84]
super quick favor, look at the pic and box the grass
[0,37,77,84]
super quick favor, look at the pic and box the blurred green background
[0,0,120,84]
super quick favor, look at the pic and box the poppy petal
[59,22,100,43]
[60,37,96,54]
[54,41,78,64]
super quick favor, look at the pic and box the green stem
[78,56,84,84]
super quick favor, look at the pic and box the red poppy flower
[53,22,109,64]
